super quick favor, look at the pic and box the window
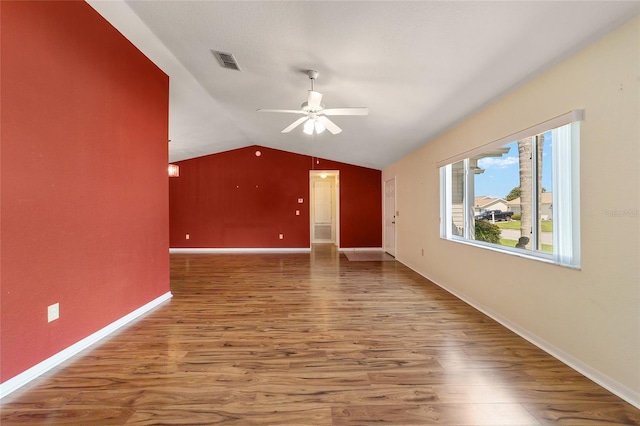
[439,111,581,268]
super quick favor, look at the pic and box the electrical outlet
[48,303,59,322]
[186,234,190,240]
[296,210,300,216]
[421,249,424,256]
[279,234,284,240]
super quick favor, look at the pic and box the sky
[475,131,553,199]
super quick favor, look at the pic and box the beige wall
[383,18,640,403]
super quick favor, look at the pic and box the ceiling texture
[88,1,639,170]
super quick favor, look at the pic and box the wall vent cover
[212,50,241,71]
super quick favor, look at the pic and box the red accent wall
[1,1,170,382]
[169,146,382,248]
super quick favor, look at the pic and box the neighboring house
[474,196,509,216]
[507,192,553,220]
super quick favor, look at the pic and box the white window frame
[438,110,582,268]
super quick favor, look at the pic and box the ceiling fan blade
[317,116,342,135]
[257,109,305,114]
[282,116,310,133]
[307,91,323,108]
[322,107,369,116]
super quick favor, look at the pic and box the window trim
[438,111,582,269]
[435,110,584,168]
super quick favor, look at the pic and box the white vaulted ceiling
[88,1,639,170]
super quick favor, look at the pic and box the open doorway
[310,171,340,247]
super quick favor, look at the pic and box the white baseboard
[170,248,311,254]
[0,292,172,400]
[170,247,383,254]
[398,257,640,410]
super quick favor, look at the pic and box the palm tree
[518,138,532,249]
[536,134,545,248]
[517,135,545,250]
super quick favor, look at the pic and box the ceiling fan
[257,70,369,135]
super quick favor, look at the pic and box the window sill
[442,236,581,270]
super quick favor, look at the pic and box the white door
[384,178,396,256]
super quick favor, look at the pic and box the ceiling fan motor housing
[301,100,323,113]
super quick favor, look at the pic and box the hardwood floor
[2,245,639,425]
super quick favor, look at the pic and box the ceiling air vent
[212,50,241,71]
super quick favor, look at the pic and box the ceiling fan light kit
[257,70,369,135]
[303,118,326,135]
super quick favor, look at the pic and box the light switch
[48,303,59,322]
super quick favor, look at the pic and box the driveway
[500,229,553,246]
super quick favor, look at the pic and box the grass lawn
[496,220,553,232]
[499,238,517,247]
[500,238,553,253]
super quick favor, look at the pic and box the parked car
[475,210,514,222]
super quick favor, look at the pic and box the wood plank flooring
[2,245,639,424]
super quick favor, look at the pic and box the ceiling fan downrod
[307,70,319,91]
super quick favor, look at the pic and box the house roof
[87,1,639,169]
[507,192,553,205]
[474,196,507,208]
